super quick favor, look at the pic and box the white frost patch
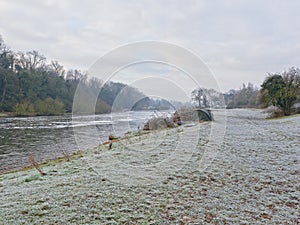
[0,109,299,224]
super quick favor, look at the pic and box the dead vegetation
[28,154,46,176]
[143,117,176,130]
[57,143,71,161]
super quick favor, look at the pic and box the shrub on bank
[14,102,35,116]
[14,98,65,116]
[143,117,176,130]
[95,100,111,114]
[34,98,65,116]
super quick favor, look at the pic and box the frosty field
[0,109,299,224]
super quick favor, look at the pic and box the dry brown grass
[28,154,46,176]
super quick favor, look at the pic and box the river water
[0,110,168,173]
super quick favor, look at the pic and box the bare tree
[15,50,46,70]
[191,88,209,108]
[50,60,65,77]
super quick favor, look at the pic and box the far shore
[0,112,11,117]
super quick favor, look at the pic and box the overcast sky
[1,0,300,100]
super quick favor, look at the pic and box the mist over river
[0,110,166,173]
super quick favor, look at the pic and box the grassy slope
[0,109,299,224]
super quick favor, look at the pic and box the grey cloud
[0,0,299,92]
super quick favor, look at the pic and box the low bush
[34,98,65,116]
[14,98,65,116]
[14,102,35,116]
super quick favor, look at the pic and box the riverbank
[0,112,11,117]
[0,110,157,173]
[0,129,149,175]
[0,109,299,224]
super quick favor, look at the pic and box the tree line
[0,36,147,116]
[191,67,300,116]
[191,83,260,109]
[2,35,299,117]
[223,83,261,109]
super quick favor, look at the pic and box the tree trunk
[1,73,7,103]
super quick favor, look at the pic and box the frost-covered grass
[0,109,299,224]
